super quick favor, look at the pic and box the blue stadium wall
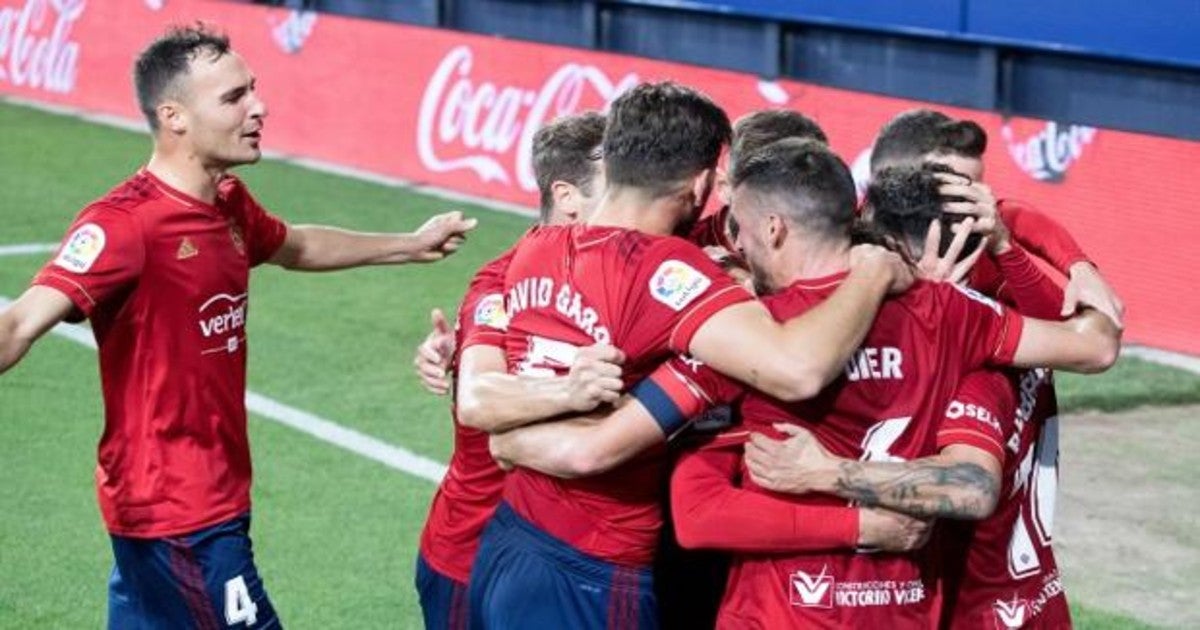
[269,0,1200,141]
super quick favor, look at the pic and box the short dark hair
[603,81,730,196]
[731,138,857,239]
[870,109,987,174]
[731,109,827,172]
[865,163,983,260]
[134,24,231,131]
[531,112,606,222]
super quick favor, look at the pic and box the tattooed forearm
[832,460,999,520]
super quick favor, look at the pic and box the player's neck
[146,148,228,205]
[777,238,851,285]
[586,186,692,236]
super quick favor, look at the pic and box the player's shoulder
[90,170,162,215]
[900,280,1004,316]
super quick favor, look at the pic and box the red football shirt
[32,170,287,538]
[501,224,753,566]
[418,248,515,583]
[655,275,1023,629]
[938,368,1071,630]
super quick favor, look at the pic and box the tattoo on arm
[833,460,999,520]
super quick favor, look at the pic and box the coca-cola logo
[0,0,83,94]
[417,45,638,191]
[1002,121,1097,183]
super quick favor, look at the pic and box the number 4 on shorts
[225,575,259,626]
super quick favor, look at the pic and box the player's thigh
[188,514,282,629]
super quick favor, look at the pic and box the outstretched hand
[412,211,478,262]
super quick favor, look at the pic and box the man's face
[924,152,984,182]
[730,185,777,295]
[174,51,267,168]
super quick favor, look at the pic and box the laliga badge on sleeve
[473,293,509,330]
[54,223,107,274]
[650,259,711,312]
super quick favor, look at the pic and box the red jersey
[658,275,1023,629]
[938,368,1071,630]
[418,248,514,583]
[32,170,287,538]
[501,224,753,566]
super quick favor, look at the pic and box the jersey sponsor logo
[198,292,248,354]
[54,222,105,273]
[787,566,925,610]
[176,237,199,260]
[844,346,903,382]
[649,259,711,312]
[951,283,1004,316]
[473,293,508,330]
[946,400,1002,434]
[789,566,834,608]
[992,596,1029,629]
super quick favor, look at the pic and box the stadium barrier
[1,0,1196,355]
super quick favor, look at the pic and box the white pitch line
[0,295,448,483]
[0,243,57,257]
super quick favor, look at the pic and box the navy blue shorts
[107,513,280,630]
[415,553,469,630]
[467,502,658,630]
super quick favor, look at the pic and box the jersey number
[860,416,913,463]
[224,575,259,626]
[1007,416,1059,579]
[516,335,580,377]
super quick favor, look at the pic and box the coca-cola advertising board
[1,0,1197,354]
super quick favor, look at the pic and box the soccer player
[494,138,1117,628]
[860,165,1074,628]
[413,112,617,630]
[0,25,474,629]
[466,82,916,629]
[869,108,1123,325]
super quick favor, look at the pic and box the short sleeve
[943,283,1025,368]
[629,238,753,354]
[937,369,1015,463]
[31,205,144,319]
[458,248,516,352]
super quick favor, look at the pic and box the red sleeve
[936,370,1015,463]
[458,248,515,352]
[999,199,1090,273]
[31,205,144,320]
[943,284,1025,368]
[629,238,753,355]
[687,205,735,252]
[991,244,1066,320]
[670,441,860,552]
[225,178,288,267]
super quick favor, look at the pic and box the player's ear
[157,101,186,135]
[690,168,716,210]
[767,213,788,248]
[551,181,581,223]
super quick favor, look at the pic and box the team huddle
[412,84,1123,629]
[0,24,1124,630]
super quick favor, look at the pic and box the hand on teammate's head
[917,220,986,284]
